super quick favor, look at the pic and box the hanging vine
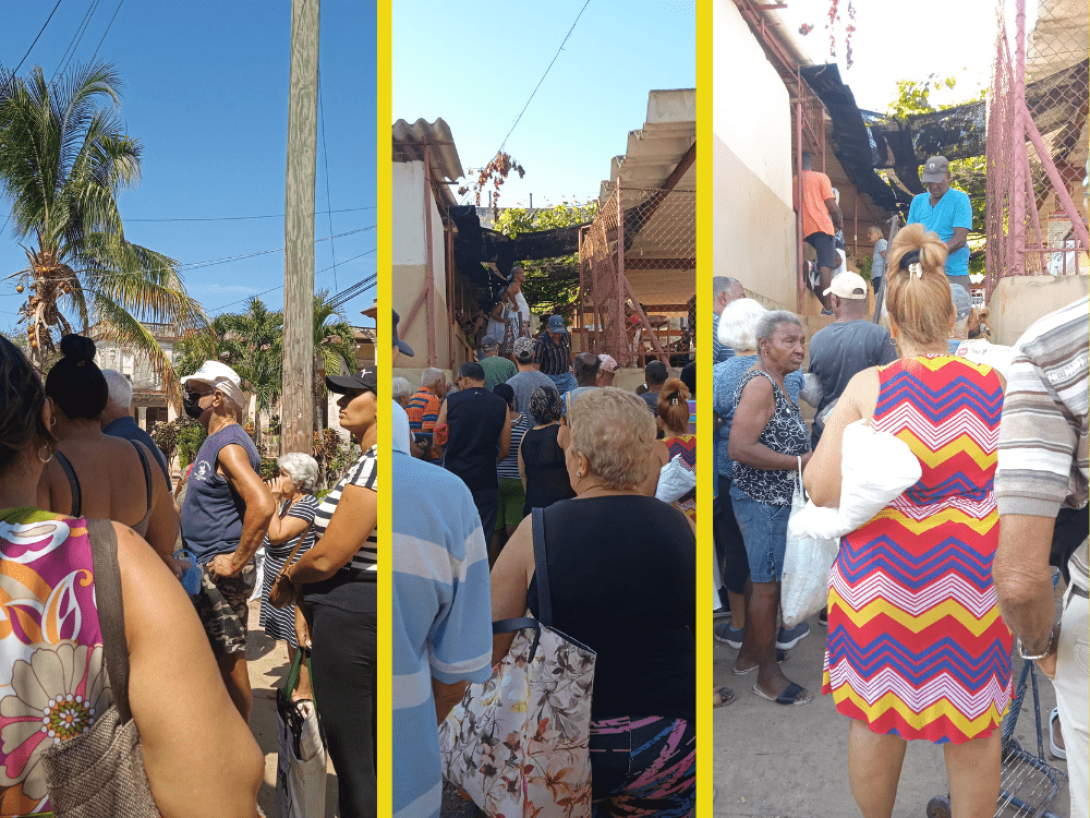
[457,151,526,217]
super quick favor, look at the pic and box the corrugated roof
[392,118,465,207]
[599,89,696,201]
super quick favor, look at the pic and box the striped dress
[823,356,1012,744]
[664,434,697,521]
[258,494,318,647]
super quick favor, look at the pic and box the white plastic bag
[789,420,923,540]
[655,454,696,505]
[954,339,1016,379]
[276,655,327,818]
[782,458,840,628]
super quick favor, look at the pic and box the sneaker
[776,622,811,650]
[714,622,744,649]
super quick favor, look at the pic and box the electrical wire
[207,248,376,314]
[494,0,591,155]
[179,226,374,271]
[88,0,124,65]
[318,70,338,291]
[125,206,375,223]
[10,0,65,77]
[52,0,103,84]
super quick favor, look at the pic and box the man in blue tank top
[179,361,274,721]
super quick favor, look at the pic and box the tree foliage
[0,62,206,383]
[493,201,598,319]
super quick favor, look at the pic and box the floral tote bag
[439,508,596,818]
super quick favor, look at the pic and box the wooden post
[282,0,320,456]
[423,145,437,366]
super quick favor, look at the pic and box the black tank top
[527,495,696,722]
[519,425,576,517]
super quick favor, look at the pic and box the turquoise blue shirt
[392,450,492,818]
[907,188,973,277]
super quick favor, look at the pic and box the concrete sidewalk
[712,606,1070,818]
[246,599,339,817]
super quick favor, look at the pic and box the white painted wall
[713,0,798,310]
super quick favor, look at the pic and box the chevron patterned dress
[823,355,1013,744]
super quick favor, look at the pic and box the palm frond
[90,293,182,400]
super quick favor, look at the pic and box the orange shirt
[800,169,835,238]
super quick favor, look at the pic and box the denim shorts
[730,484,791,583]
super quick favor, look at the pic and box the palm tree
[217,298,284,448]
[0,61,205,387]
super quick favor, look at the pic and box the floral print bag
[439,508,596,818]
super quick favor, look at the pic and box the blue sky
[0,1,376,336]
[393,0,696,209]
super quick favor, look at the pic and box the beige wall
[986,274,1089,346]
[713,0,797,312]
[392,159,452,369]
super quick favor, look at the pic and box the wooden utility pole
[283,0,320,455]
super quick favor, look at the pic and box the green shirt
[480,355,518,391]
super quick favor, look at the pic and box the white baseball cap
[180,360,246,408]
[823,272,868,300]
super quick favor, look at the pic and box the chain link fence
[985,0,1088,298]
[577,182,695,368]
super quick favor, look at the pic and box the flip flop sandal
[752,681,812,706]
[732,650,787,675]
[1050,708,1067,760]
[713,687,736,708]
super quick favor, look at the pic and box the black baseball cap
[393,310,414,357]
[326,365,377,395]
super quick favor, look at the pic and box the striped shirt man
[312,445,378,574]
[392,448,492,818]
[995,294,1089,590]
[533,331,572,376]
[406,386,441,434]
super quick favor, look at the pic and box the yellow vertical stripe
[376,0,393,813]
[695,1,713,815]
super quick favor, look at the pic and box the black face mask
[182,391,205,419]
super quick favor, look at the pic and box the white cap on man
[823,272,868,300]
[180,361,246,408]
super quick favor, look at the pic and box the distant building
[90,322,179,431]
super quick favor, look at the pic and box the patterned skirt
[259,545,306,648]
[822,495,1013,744]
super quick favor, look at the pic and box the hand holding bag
[276,650,327,818]
[782,458,840,628]
[268,517,315,610]
[439,508,597,818]
[40,519,159,817]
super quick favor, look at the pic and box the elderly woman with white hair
[390,376,414,408]
[492,387,696,815]
[259,451,321,698]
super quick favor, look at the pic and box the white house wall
[392,159,451,368]
[713,0,797,310]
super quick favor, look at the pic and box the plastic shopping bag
[655,454,696,505]
[276,652,327,818]
[789,420,922,541]
[782,458,840,628]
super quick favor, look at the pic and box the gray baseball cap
[921,156,950,184]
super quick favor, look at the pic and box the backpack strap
[54,451,82,518]
[86,519,132,722]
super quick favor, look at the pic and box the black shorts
[805,232,837,269]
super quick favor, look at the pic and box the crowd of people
[0,321,385,816]
[712,213,1087,818]
[393,279,699,817]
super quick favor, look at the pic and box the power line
[126,206,375,223]
[88,0,124,65]
[208,246,379,314]
[318,70,338,290]
[494,0,591,155]
[179,225,374,271]
[10,0,65,77]
[52,0,104,84]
